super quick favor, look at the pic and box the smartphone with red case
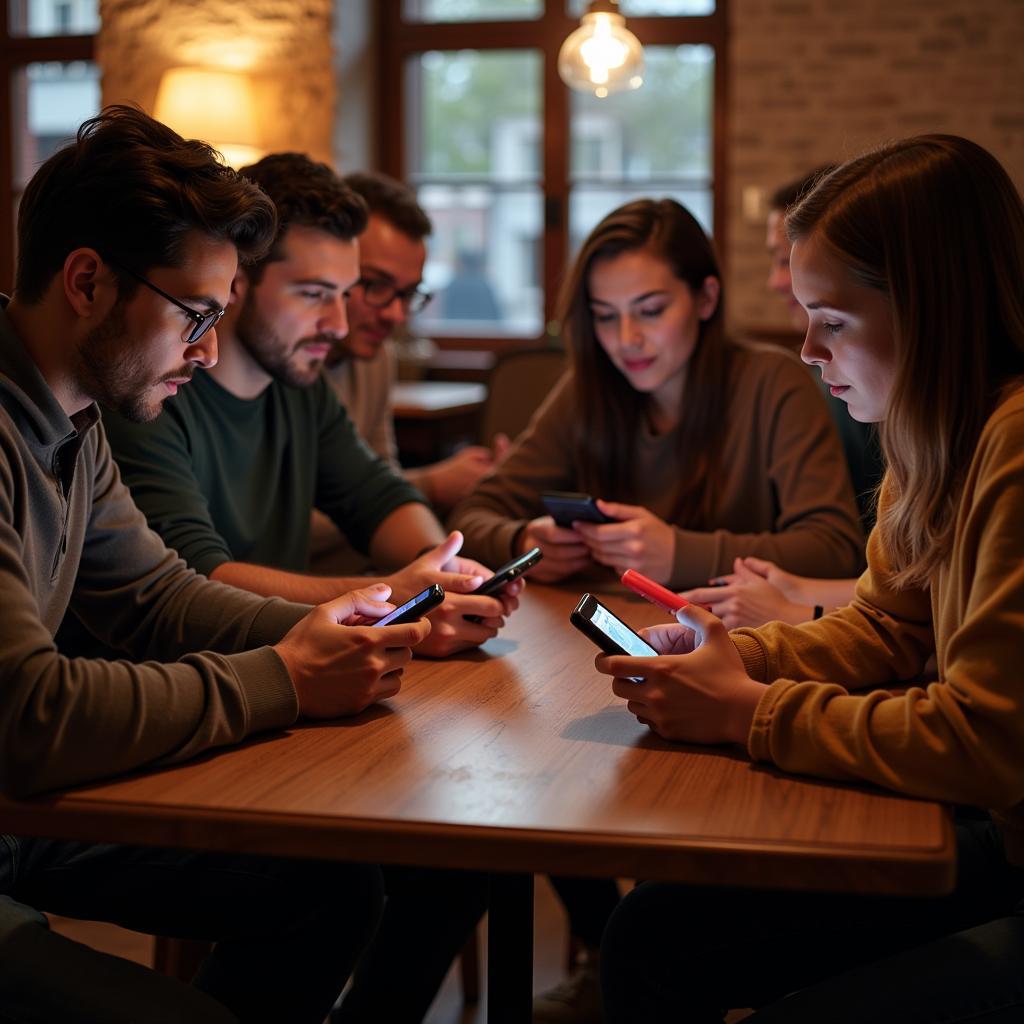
[621,569,690,615]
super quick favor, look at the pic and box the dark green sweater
[103,369,425,577]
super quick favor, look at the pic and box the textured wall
[727,0,1024,333]
[98,0,336,164]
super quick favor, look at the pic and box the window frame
[0,2,96,290]
[376,0,728,349]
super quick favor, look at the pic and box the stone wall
[727,0,1024,333]
[98,0,336,164]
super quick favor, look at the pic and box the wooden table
[0,583,956,1021]
[390,380,487,464]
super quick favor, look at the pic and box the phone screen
[373,585,443,627]
[588,601,658,657]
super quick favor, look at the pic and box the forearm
[403,465,436,506]
[210,561,377,604]
[367,503,446,570]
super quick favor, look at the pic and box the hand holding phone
[373,584,445,626]
[570,593,656,682]
[464,548,542,623]
[540,491,615,529]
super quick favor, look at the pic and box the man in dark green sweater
[1,108,431,1023]
[104,153,517,659]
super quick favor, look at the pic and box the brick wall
[727,0,1024,333]
[98,0,336,164]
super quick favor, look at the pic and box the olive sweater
[735,386,1024,865]
[450,343,865,587]
[0,303,308,798]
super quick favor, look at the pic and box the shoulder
[974,383,1024,471]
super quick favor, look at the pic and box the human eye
[590,307,616,324]
[823,321,843,335]
[297,289,326,301]
[638,304,666,320]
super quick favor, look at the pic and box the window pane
[408,50,543,337]
[567,0,714,14]
[570,45,713,183]
[8,0,99,36]
[404,0,541,21]
[13,61,101,189]
[569,185,713,257]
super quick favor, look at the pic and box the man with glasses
[0,107,430,1024]
[323,172,508,519]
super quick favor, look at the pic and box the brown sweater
[734,386,1024,865]
[450,343,864,588]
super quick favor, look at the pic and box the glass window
[408,49,544,337]
[13,61,101,189]
[404,0,541,21]
[569,44,713,241]
[567,0,714,13]
[7,0,99,37]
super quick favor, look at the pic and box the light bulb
[558,2,644,98]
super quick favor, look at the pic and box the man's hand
[385,531,520,657]
[518,516,592,582]
[681,557,812,629]
[595,604,766,746]
[571,499,675,583]
[274,585,431,718]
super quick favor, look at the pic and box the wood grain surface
[1,582,955,895]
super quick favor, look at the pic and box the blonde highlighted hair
[787,135,1024,588]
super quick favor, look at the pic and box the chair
[478,346,567,445]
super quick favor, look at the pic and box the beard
[75,301,191,423]
[234,298,329,389]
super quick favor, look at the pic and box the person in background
[103,151,505,1021]
[0,106,427,1024]
[323,172,507,511]
[599,134,1024,1024]
[449,197,864,1024]
[685,168,887,629]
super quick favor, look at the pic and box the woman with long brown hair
[598,135,1024,1023]
[451,198,863,589]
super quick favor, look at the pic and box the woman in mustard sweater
[450,199,864,590]
[598,135,1024,1022]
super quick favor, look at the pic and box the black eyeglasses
[357,275,433,315]
[112,262,226,344]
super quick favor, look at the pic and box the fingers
[374,618,432,649]
[445,591,506,619]
[740,556,776,578]
[680,584,737,606]
[417,530,464,568]
[675,602,728,641]
[572,520,636,543]
[492,433,511,461]
[595,498,641,520]
[322,583,394,623]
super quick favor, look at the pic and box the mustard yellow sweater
[734,386,1024,864]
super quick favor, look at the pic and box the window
[1,0,99,289]
[376,0,725,346]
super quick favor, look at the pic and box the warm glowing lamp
[558,0,644,99]
[154,67,262,168]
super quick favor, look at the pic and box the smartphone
[540,491,615,528]
[621,569,690,615]
[463,547,543,624]
[372,583,444,627]
[476,547,543,598]
[570,593,657,682]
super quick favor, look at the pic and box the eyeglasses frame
[357,274,433,315]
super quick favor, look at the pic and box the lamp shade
[558,2,644,98]
[154,67,262,168]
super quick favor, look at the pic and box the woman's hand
[571,499,675,584]
[681,557,812,629]
[595,604,766,746]
[518,516,593,582]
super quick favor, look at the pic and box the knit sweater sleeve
[449,373,577,567]
[732,399,1024,810]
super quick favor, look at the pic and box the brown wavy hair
[558,198,732,526]
[787,135,1024,588]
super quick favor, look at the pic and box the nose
[799,325,831,368]
[619,313,643,349]
[186,328,218,369]
[380,293,408,327]
[319,293,349,340]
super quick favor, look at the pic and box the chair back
[478,347,567,443]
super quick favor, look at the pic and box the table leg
[487,871,534,1024]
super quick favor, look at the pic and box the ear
[696,275,721,322]
[62,248,111,319]
[228,266,249,307]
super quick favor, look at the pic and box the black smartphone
[476,547,543,597]
[464,547,543,624]
[540,491,614,528]
[570,593,656,681]
[373,584,444,627]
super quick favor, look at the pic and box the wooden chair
[477,346,567,445]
